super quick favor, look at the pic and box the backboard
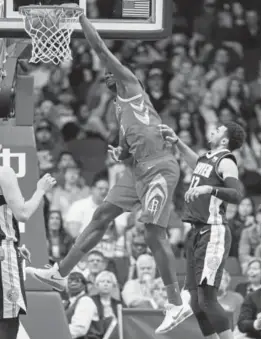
[0,0,172,39]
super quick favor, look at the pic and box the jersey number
[189,176,200,189]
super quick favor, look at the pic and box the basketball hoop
[19,5,84,65]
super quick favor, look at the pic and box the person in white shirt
[122,254,158,308]
[65,271,97,339]
[64,175,109,239]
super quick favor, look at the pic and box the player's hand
[18,245,31,264]
[37,173,56,193]
[108,145,123,163]
[158,124,179,144]
[185,185,212,203]
[254,313,261,330]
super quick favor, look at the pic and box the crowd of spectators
[28,0,261,338]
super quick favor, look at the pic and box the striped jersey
[0,194,27,319]
[183,149,236,225]
[115,92,170,162]
[0,195,20,243]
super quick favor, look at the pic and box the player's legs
[0,317,19,339]
[58,201,123,277]
[183,228,216,337]
[190,290,218,338]
[27,168,139,289]
[136,157,192,333]
[194,225,233,339]
[145,224,182,305]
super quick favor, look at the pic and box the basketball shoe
[155,290,193,334]
[26,263,66,292]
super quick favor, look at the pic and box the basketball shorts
[0,241,27,320]
[105,155,180,228]
[185,224,232,290]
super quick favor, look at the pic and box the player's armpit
[79,15,137,83]
[0,166,25,221]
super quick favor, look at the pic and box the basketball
[24,9,59,38]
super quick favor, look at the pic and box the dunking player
[159,122,246,339]
[26,9,192,334]
[0,149,56,339]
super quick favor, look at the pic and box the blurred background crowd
[26,0,261,338]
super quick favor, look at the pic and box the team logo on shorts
[6,287,19,302]
[145,174,168,223]
[206,256,221,270]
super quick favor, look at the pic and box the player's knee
[92,201,121,227]
[189,290,202,315]
[144,224,166,246]
[198,285,217,313]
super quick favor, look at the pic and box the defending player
[0,150,56,339]
[26,9,192,334]
[159,122,246,339]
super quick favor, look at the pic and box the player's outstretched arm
[159,124,199,169]
[0,167,56,222]
[79,14,137,84]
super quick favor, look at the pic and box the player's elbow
[14,206,30,222]
[15,211,29,223]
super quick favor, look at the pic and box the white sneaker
[155,303,184,334]
[155,290,193,334]
[25,263,67,292]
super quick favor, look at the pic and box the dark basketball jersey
[0,195,26,319]
[183,149,236,225]
[115,92,170,162]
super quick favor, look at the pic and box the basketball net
[19,5,83,65]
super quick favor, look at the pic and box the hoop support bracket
[0,41,30,119]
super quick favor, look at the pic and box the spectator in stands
[235,259,261,298]
[219,77,248,120]
[122,254,157,308]
[218,269,244,329]
[229,196,255,258]
[125,229,148,281]
[84,250,107,296]
[51,165,90,220]
[52,151,79,186]
[146,67,169,114]
[237,288,261,339]
[84,271,121,339]
[64,174,109,239]
[151,277,168,310]
[92,270,122,316]
[64,271,95,339]
[35,119,65,176]
[94,220,127,259]
[238,206,261,272]
[46,210,74,263]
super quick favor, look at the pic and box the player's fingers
[166,136,177,143]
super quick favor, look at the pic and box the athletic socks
[166,282,183,306]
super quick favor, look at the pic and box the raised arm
[0,167,55,222]
[79,14,138,84]
[159,124,199,169]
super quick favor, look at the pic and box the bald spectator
[122,254,157,308]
